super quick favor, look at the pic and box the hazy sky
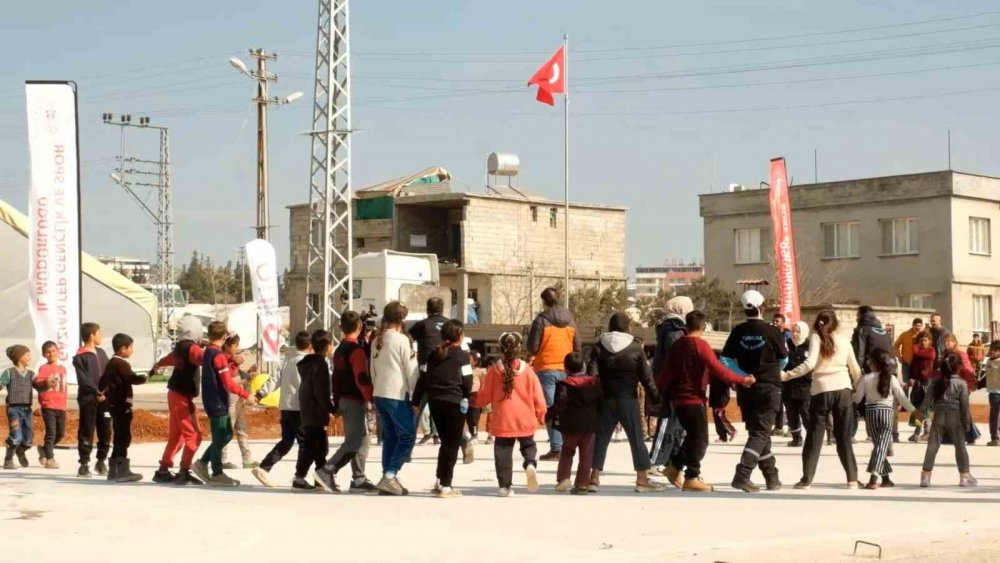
[2,1,999,277]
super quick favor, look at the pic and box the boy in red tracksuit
[34,341,68,469]
[663,311,755,492]
[551,352,603,495]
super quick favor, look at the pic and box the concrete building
[700,170,1000,341]
[634,261,704,298]
[96,256,152,284]
[287,166,627,331]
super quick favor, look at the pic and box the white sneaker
[846,481,860,490]
[498,487,514,497]
[525,465,539,493]
[555,479,573,492]
[251,467,276,488]
[436,486,462,498]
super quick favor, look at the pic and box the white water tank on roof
[487,152,520,176]
[729,183,745,192]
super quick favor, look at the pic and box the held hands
[245,395,258,405]
[411,405,421,418]
[47,377,58,389]
[741,374,756,388]
[96,393,106,403]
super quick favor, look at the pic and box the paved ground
[3,423,1000,562]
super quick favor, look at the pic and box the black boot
[95,459,108,476]
[77,463,91,478]
[116,458,143,483]
[15,446,29,467]
[152,467,176,484]
[3,447,15,470]
[764,473,782,491]
[106,457,120,481]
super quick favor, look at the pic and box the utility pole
[305,0,354,341]
[102,113,176,340]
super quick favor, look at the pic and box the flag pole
[563,33,570,308]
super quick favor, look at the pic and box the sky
[3,1,1000,278]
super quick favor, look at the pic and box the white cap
[740,289,765,310]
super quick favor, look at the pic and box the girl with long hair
[783,310,862,489]
[919,353,977,487]
[853,349,916,489]
[473,332,547,497]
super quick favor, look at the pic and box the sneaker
[770,428,785,437]
[787,439,803,448]
[485,436,495,445]
[570,486,590,495]
[348,480,378,494]
[152,468,176,484]
[649,465,665,476]
[881,476,895,488]
[435,486,462,498]
[208,472,240,487]
[418,434,432,445]
[498,487,514,497]
[555,479,573,492]
[95,460,108,476]
[865,476,880,490]
[525,465,539,493]
[664,464,684,489]
[251,467,277,488]
[731,478,760,493]
[314,468,339,493]
[988,440,1000,447]
[826,439,835,446]
[847,481,860,490]
[960,474,978,487]
[192,461,211,484]
[431,480,443,495]
[376,475,406,496]
[222,462,239,470]
[920,471,931,488]
[77,464,91,478]
[919,433,930,442]
[793,480,811,490]
[587,482,600,493]
[174,469,204,486]
[682,477,714,492]
[292,477,316,491]
[462,440,475,465]
[43,458,59,470]
[634,481,668,493]
[908,430,921,443]
[432,436,440,445]
[36,445,47,466]
[539,450,561,462]
[242,459,260,469]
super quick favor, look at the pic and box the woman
[589,313,664,493]
[370,301,420,496]
[783,321,812,448]
[782,310,862,489]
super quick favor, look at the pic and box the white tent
[0,198,158,374]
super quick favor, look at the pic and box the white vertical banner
[25,82,81,375]
[245,239,281,362]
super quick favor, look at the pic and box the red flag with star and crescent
[527,47,565,105]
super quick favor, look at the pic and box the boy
[664,311,755,492]
[34,341,68,469]
[317,312,377,493]
[550,351,602,495]
[251,330,311,488]
[295,329,337,491]
[151,316,206,485]
[985,341,1000,446]
[73,322,112,477]
[98,333,147,482]
[2,345,35,469]
[192,321,256,486]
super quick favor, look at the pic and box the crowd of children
[2,299,999,497]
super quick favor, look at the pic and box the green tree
[569,283,628,328]
[675,277,739,332]
[177,252,214,304]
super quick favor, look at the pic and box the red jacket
[663,336,745,407]
[910,345,936,383]
[34,363,68,411]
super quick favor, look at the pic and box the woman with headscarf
[589,313,664,493]
[649,296,693,478]
[782,321,812,448]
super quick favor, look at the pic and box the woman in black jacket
[783,321,813,448]
[588,313,664,493]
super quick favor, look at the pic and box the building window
[734,228,766,264]
[821,221,860,259]
[970,217,991,255]
[354,237,365,250]
[974,295,993,332]
[880,218,919,255]
[896,294,933,309]
[549,207,558,228]
[530,206,538,222]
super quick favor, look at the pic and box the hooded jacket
[910,344,937,383]
[851,310,893,366]
[72,346,110,400]
[783,321,813,401]
[652,296,693,389]
[528,307,580,372]
[298,353,336,428]
[257,349,306,411]
[587,331,659,402]
[549,373,603,435]
[473,359,547,438]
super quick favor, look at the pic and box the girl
[463,350,485,459]
[474,332,547,497]
[221,334,257,470]
[783,321,812,448]
[1,345,35,469]
[412,320,473,499]
[967,333,986,376]
[908,332,937,442]
[783,310,862,489]
[853,349,915,489]
[920,353,976,487]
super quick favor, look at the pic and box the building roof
[354,166,451,199]
[394,191,627,212]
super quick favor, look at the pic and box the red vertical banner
[769,157,801,323]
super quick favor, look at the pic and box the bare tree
[488,261,555,324]
[753,243,848,307]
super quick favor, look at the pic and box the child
[662,311,753,492]
[151,316,206,485]
[550,351,602,494]
[920,353,976,487]
[783,321,812,448]
[73,322,111,477]
[252,330,311,488]
[985,341,1000,447]
[411,320,473,498]
[968,333,986,375]
[316,312,378,494]
[908,332,936,442]
[853,349,916,489]
[709,380,736,443]
[98,333,147,482]
[223,336,257,470]
[1,345,35,469]
[34,341,68,469]
[293,329,337,491]
[464,350,485,455]
[473,332,547,497]
[192,322,256,487]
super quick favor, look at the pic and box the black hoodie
[73,346,110,400]
[851,311,893,366]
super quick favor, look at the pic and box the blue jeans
[375,397,416,475]
[537,370,566,451]
[6,405,33,448]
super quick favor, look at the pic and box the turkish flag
[527,47,565,106]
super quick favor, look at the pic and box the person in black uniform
[409,297,450,444]
[721,290,789,493]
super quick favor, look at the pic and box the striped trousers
[865,404,895,476]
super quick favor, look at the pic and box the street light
[230,57,250,76]
[282,91,304,105]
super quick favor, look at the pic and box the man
[721,290,789,493]
[409,297,449,445]
[649,296,693,483]
[928,313,952,365]
[770,313,793,437]
[527,287,581,461]
[894,318,924,384]
[850,305,895,441]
